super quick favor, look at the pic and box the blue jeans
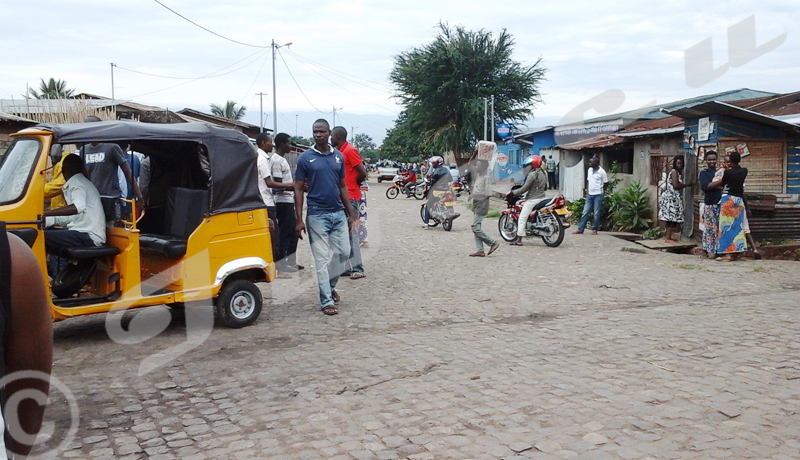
[307,211,351,309]
[346,200,364,274]
[578,194,604,232]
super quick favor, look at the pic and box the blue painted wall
[530,129,557,156]
[495,143,524,181]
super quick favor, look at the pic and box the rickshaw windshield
[0,138,42,205]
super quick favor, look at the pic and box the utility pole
[352,126,357,144]
[483,97,488,141]
[256,92,267,132]
[332,107,342,127]
[110,63,116,106]
[490,95,495,142]
[272,39,293,135]
[295,114,298,136]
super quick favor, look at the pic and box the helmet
[430,156,444,168]
[523,155,542,168]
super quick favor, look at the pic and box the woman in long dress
[658,155,694,243]
[711,151,751,261]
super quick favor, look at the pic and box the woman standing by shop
[699,151,722,258]
[658,155,695,243]
[710,151,754,261]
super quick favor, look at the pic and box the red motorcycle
[386,174,425,200]
[498,191,570,247]
[451,176,470,197]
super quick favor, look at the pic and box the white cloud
[1,0,797,143]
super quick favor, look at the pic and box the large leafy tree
[26,77,75,99]
[380,111,435,163]
[209,101,246,120]
[390,23,545,161]
[353,133,376,152]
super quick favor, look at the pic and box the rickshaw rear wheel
[215,279,262,328]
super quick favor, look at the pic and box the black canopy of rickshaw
[36,120,265,216]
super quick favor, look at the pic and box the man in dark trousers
[331,126,367,280]
[272,133,303,272]
[294,120,356,315]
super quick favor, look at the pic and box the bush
[641,227,665,240]
[612,181,652,232]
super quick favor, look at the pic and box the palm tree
[27,78,76,99]
[209,101,246,120]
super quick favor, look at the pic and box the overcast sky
[1,0,797,145]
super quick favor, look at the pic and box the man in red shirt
[331,127,367,279]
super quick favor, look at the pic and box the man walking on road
[331,126,367,280]
[546,155,557,190]
[468,159,500,257]
[294,120,356,315]
[573,156,608,235]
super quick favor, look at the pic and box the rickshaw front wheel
[216,279,263,328]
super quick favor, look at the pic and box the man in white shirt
[44,155,106,273]
[44,155,106,249]
[573,156,609,235]
[256,132,294,274]
[272,133,302,272]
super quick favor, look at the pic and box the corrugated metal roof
[0,111,36,123]
[557,133,624,150]
[176,109,261,130]
[666,101,800,133]
[615,116,685,137]
[568,88,777,126]
[0,98,119,114]
[726,91,800,116]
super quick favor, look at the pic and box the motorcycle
[420,189,460,231]
[386,175,425,200]
[498,191,570,247]
[451,176,470,197]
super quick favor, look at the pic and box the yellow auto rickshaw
[0,120,275,328]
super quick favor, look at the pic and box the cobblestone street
[40,183,800,460]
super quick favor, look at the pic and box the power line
[114,48,268,81]
[237,52,271,109]
[153,0,268,48]
[276,49,330,114]
[118,49,269,100]
[281,50,396,114]
[285,49,393,91]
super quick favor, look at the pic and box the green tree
[353,133,376,152]
[209,101,246,120]
[26,77,75,99]
[380,111,435,163]
[290,135,313,147]
[390,23,545,162]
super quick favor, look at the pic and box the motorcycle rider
[424,155,455,225]
[511,155,548,246]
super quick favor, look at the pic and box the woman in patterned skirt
[658,155,694,243]
[698,151,722,258]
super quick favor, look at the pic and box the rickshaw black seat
[139,235,187,258]
[61,245,120,260]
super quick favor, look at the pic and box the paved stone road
[38,183,800,460]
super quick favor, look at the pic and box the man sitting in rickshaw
[43,155,106,273]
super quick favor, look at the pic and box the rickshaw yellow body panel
[2,128,275,323]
